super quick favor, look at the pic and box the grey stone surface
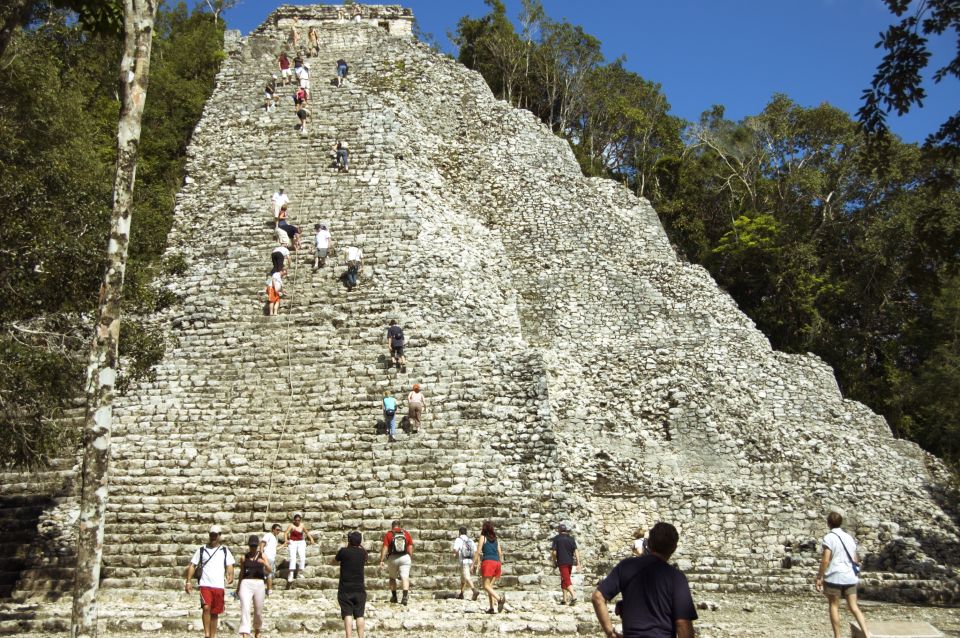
[1,4,958,620]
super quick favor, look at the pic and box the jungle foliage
[0,2,223,466]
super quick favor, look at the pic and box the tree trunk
[70,1,157,636]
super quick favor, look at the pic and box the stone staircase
[1,4,959,635]
[93,16,568,601]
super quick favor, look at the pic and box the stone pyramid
[1,4,957,624]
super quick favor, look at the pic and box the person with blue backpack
[382,393,398,443]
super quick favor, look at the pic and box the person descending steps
[260,523,283,596]
[285,512,317,583]
[184,525,236,638]
[271,187,289,220]
[263,75,279,111]
[296,100,310,135]
[278,52,292,85]
[235,534,270,638]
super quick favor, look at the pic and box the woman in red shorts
[472,520,506,614]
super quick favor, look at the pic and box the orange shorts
[267,286,280,303]
[480,560,501,578]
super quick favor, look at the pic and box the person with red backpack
[378,520,413,605]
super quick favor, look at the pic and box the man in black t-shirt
[334,531,368,638]
[550,524,581,605]
[386,320,406,369]
[592,522,697,638]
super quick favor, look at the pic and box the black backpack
[391,328,404,346]
[195,545,227,582]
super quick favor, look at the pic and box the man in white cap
[271,188,289,220]
[185,525,236,638]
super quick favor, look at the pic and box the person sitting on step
[271,187,289,221]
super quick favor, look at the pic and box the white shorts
[299,79,310,89]
[460,561,473,582]
[281,68,292,78]
[386,553,411,580]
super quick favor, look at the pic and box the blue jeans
[346,263,359,287]
[385,411,396,436]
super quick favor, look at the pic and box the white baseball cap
[209,525,222,534]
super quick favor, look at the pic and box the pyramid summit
[0,4,957,634]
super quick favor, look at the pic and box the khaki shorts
[386,553,411,580]
[824,582,857,599]
[460,561,473,582]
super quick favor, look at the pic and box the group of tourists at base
[183,511,869,637]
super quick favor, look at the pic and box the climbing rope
[261,230,303,531]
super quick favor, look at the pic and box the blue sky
[219,1,958,144]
